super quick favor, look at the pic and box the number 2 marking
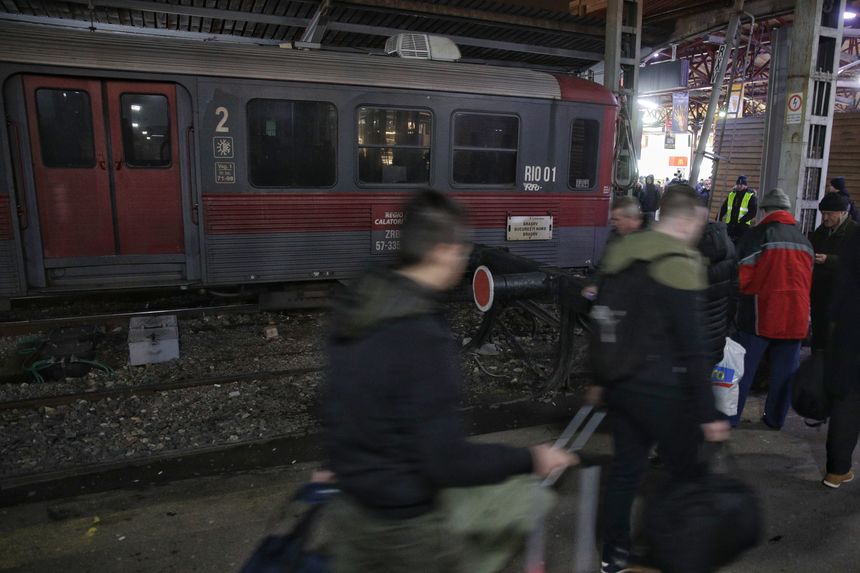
[215,107,230,133]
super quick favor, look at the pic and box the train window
[35,89,95,168]
[569,119,599,190]
[120,94,171,168]
[248,99,337,187]
[357,107,431,185]
[452,113,518,185]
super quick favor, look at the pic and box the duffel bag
[791,352,830,422]
[644,466,762,572]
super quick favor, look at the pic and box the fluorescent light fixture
[638,99,660,109]
[131,104,142,111]
[845,11,857,19]
[141,130,148,135]
[131,122,139,128]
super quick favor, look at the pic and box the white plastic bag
[711,337,746,416]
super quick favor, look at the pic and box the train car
[0,21,616,308]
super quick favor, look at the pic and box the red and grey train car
[0,22,616,307]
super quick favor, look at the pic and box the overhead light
[131,104,142,111]
[845,11,857,20]
[141,130,148,135]
[638,99,660,109]
[146,136,151,140]
[132,122,139,128]
[718,111,727,118]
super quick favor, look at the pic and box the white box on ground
[128,315,180,366]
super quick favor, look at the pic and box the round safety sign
[788,93,803,112]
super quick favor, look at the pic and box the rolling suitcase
[526,405,606,573]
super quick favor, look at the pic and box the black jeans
[826,392,860,474]
[603,388,704,552]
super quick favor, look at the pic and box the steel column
[776,0,846,232]
[605,0,643,191]
[690,0,745,184]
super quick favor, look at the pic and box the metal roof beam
[58,0,604,62]
[336,0,606,38]
[61,0,310,26]
[331,21,604,61]
[665,0,795,46]
[0,12,284,43]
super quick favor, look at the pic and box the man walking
[591,185,730,573]
[730,189,814,429]
[718,175,758,242]
[635,175,661,225]
[323,190,575,573]
[810,193,857,351]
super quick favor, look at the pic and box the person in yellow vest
[718,175,758,242]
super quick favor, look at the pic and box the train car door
[105,82,184,255]
[22,76,115,258]
[21,75,188,289]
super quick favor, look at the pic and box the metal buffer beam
[468,247,589,393]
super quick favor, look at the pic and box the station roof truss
[0,0,802,75]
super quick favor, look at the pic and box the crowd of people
[313,178,858,573]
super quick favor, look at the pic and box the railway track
[0,392,587,507]
[0,364,323,411]
[0,303,261,336]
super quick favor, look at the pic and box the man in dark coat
[636,175,661,225]
[323,190,575,572]
[718,175,758,242]
[822,227,860,488]
[697,221,738,366]
[809,192,858,351]
[828,176,859,223]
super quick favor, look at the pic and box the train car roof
[0,21,616,106]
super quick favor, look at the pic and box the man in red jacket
[730,188,814,428]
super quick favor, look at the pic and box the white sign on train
[507,216,553,241]
[524,165,557,191]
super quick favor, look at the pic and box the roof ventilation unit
[385,33,461,62]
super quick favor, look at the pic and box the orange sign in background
[668,156,689,167]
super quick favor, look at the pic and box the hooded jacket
[697,222,738,365]
[736,210,814,339]
[599,230,717,423]
[323,268,533,519]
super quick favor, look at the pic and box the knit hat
[819,192,849,212]
[736,175,748,186]
[759,188,791,210]
[830,176,847,194]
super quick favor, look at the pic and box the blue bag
[239,482,337,573]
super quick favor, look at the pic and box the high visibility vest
[723,190,754,225]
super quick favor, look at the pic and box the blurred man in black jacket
[323,190,575,573]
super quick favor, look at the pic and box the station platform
[1,395,858,573]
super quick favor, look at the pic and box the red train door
[22,76,115,258]
[23,76,185,271]
[105,82,184,255]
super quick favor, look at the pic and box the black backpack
[589,256,676,384]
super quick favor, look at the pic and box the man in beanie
[718,175,758,242]
[810,192,858,351]
[730,188,813,429]
[828,176,859,222]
